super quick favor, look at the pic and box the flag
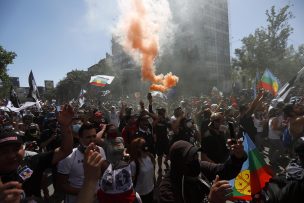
[276,66,304,101]
[229,133,273,201]
[6,101,37,113]
[89,75,114,87]
[27,70,40,101]
[79,89,86,108]
[258,69,280,96]
[10,86,20,108]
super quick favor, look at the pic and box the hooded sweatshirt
[159,140,246,203]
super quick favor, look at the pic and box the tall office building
[111,0,231,95]
[163,0,231,95]
[111,38,141,95]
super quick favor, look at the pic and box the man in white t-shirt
[109,106,120,127]
[268,108,284,171]
[57,122,106,203]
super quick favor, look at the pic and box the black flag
[10,86,20,108]
[27,70,40,101]
[276,67,304,101]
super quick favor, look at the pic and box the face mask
[72,124,81,133]
[109,147,124,164]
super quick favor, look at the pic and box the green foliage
[232,5,303,82]
[0,46,17,98]
[55,70,90,103]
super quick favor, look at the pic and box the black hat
[0,131,23,147]
[169,140,200,164]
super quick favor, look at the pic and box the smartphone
[228,121,237,143]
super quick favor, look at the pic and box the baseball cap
[0,131,23,147]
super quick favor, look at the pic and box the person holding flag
[159,139,247,203]
[228,132,273,201]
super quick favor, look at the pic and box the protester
[135,114,155,156]
[56,121,106,203]
[284,103,304,142]
[130,138,155,203]
[201,112,229,163]
[153,107,170,175]
[238,91,265,142]
[0,104,74,202]
[96,137,137,203]
[159,139,247,203]
[268,107,285,169]
[76,143,104,203]
[108,106,120,127]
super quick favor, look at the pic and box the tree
[0,46,17,98]
[55,70,90,103]
[232,5,302,82]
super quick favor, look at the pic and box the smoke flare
[115,0,178,92]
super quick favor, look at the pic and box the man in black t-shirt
[0,104,74,202]
[238,91,264,142]
[135,114,155,156]
[202,113,229,163]
[154,107,170,175]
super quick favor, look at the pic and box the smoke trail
[114,0,179,92]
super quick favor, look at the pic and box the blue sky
[0,0,303,87]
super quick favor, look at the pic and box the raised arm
[52,104,74,165]
[246,91,264,115]
[76,143,104,203]
[119,101,126,120]
[200,139,247,182]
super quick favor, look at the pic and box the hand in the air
[208,175,232,203]
[57,104,74,127]
[227,139,246,159]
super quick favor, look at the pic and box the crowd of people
[0,89,304,203]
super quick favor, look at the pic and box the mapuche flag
[258,69,280,96]
[89,75,114,87]
[27,70,40,101]
[229,133,273,201]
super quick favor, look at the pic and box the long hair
[129,138,146,162]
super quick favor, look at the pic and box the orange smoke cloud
[125,0,178,92]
